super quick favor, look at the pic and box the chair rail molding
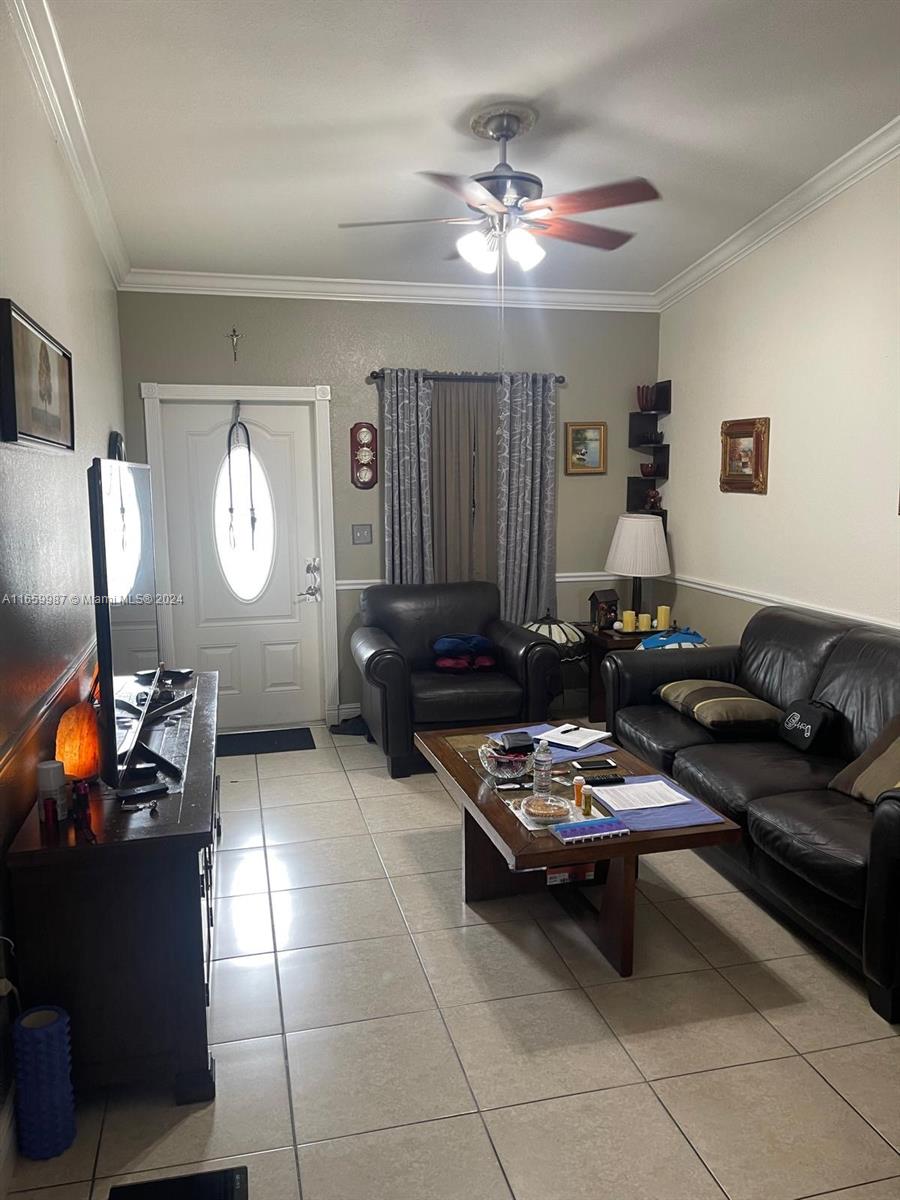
[336,579,386,591]
[672,574,900,632]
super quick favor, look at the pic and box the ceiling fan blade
[339,216,483,228]
[522,177,659,217]
[527,217,634,251]
[418,171,508,215]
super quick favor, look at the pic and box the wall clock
[351,422,377,489]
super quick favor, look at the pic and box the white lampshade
[604,513,670,578]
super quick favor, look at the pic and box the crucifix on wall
[226,326,243,365]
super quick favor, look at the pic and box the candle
[657,605,671,630]
[622,610,636,632]
[638,612,652,632]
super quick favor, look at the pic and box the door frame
[141,381,340,727]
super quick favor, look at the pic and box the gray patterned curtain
[496,372,558,623]
[379,369,434,584]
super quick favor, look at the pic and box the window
[213,447,275,602]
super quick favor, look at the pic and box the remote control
[585,775,626,786]
[117,781,168,801]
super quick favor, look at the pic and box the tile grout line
[253,752,305,1200]
[218,754,899,1197]
[639,860,900,1188]
[86,1090,109,1199]
[795,1172,900,1199]
[801,1049,900,1161]
[369,829,521,1200]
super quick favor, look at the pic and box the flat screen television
[87,458,161,786]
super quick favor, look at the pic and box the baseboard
[0,1090,14,1199]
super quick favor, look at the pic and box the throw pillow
[657,679,783,729]
[433,635,496,672]
[778,698,839,753]
[433,634,494,656]
[434,655,472,673]
[829,714,900,805]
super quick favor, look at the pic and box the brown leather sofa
[602,606,900,1020]
[351,582,562,778]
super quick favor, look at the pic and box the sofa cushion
[616,704,714,772]
[747,790,871,909]
[672,742,846,826]
[830,715,900,805]
[410,670,522,725]
[812,629,900,760]
[657,679,783,730]
[737,606,851,711]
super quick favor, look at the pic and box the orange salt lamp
[56,700,101,780]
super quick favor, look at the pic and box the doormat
[216,727,316,756]
[109,1165,248,1196]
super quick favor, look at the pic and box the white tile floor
[11,721,900,1200]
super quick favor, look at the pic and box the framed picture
[0,299,74,450]
[720,417,769,494]
[565,421,607,475]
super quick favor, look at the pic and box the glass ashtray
[478,743,534,780]
[521,795,571,825]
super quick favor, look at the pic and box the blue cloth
[604,775,725,830]
[496,723,616,765]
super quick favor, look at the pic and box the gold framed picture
[565,421,607,475]
[720,417,769,494]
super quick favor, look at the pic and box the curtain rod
[366,370,566,385]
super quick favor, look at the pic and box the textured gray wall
[0,14,124,784]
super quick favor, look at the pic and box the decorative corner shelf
[626,380,671,532]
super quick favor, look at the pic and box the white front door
[159,401,324,731]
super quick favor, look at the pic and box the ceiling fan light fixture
[456,230,498,274]
[506,227,546,271]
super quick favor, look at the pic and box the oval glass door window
[213,446,276,602]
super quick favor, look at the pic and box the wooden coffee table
[415,726,741,977]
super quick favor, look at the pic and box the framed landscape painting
[565,421,607,475]
[0,300,74,450]
[720,417,769,493]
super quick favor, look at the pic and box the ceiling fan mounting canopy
[468,104,543,208]
[469,103,538,143]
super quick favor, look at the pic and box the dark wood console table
[7,671,221,1103]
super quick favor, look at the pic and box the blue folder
[496,723,616,765]
[596,775,725,831]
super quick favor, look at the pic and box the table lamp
[604,513,671,615]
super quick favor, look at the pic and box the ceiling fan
[339,103,660,274]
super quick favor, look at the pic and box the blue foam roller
[12,1006,76,1160]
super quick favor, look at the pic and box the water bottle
[532,740,553,800]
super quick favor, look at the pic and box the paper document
[596,779,692,811]
[543,725,608,751]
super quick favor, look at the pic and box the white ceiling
[49,0,900,293]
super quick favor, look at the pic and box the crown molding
[655,116,900,310]
[6,0,130,284]
[120,269,659,312]
[10,0,897,314]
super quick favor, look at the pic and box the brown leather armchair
[351,582,562,777]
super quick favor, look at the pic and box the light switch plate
[352,524,373,545]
